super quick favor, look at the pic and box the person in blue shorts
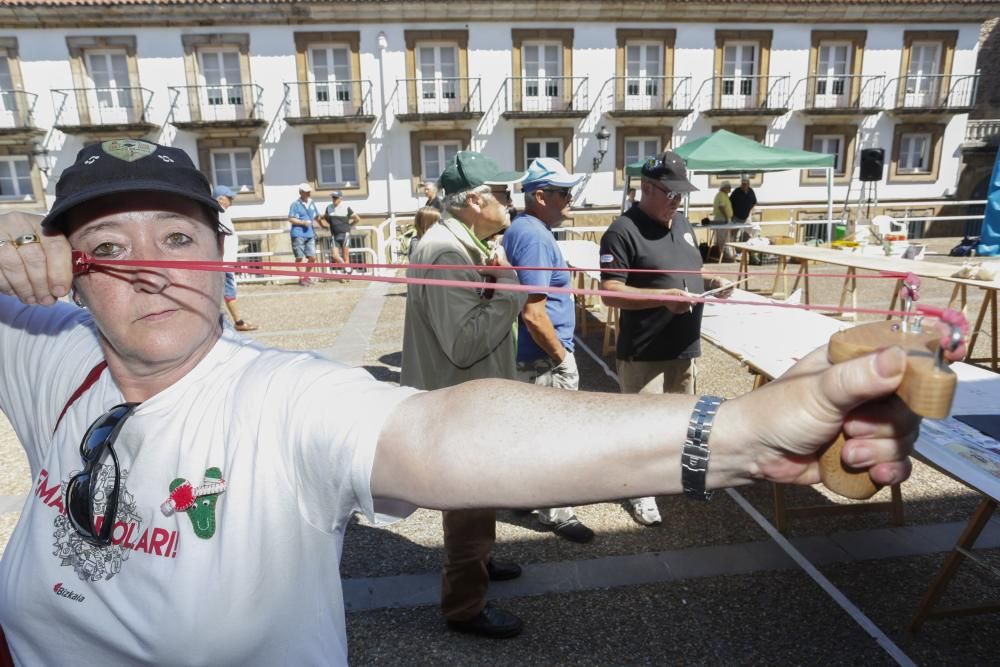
[214,185,257,331]
[288,182,322,286]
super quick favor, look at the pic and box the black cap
[640,150,698,193]
[41,138,225,232]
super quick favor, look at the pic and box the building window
[315,144,358,188]
[801,125,856,186]
[888,123,943,184]
[304,132,368,197]
[898,133,931,173]
[623,137,660,168]
[420,141,461,182]
[624,42,662,109]
[523,138,562,171]
[721,42,757,108]
[615,125,672,188]
[0,56,19,128]
[84,49,132,114]
[898,31,957,109]
[808,31,866,110]
[308,44,351,108]
[66,35,140,127]
[210,148,253,191]
[713,31,772,111]
[614,30,676,112]
[814,43,850,105]
[293,32,362,118]
[0,156,32,199]
[199,48,244,107]
[904,42,941,106]
[522,41,562,110]
[416,44,458,113]
[180,34,252,124]
[404,31,470,116]
[809,134,844,177]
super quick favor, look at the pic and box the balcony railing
[606,76,692,114]
[697,74,790,113]
[888,72,979,111]
[167,83,265,124]
[0,89,38,130]
[396,77,482,116]
[503,76,588,114]
[51,87,154,127]
[965,119,1000,144]
[283,79,374,119]
[787,74,885,111]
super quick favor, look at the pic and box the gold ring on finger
[13,233,39,247]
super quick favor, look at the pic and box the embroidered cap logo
[101,139,157,162]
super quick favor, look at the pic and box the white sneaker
[630,497,662,526]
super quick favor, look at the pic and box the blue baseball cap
[521,157,583,193]
[331,190,343,199]
[212,185,237,199]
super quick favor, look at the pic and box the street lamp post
[377,32,394,228]
[592,125,611,171]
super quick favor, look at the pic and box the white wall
[12,20,982,219]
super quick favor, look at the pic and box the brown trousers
[441,509,496,621]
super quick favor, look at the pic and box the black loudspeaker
[859,148,885,182]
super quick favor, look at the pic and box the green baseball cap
[438,151,526,194]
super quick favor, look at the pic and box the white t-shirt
[219,209,239,264]
[0,300,418,666]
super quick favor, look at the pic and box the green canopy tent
[625,129,837,240]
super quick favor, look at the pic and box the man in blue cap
[502,157,595,544]
[214,185,258,332]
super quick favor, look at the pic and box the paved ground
[2,237,998,665]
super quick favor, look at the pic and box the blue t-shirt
[502,213,575,363]
[289,199,319,239]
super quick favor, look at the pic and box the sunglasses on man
[539,187,572,198]
[64,402,140,546]
[647,181,684,201]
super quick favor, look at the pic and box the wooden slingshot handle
[820,320,957,500]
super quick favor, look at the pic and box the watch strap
[682,395,725,501]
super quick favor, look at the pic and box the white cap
[521,157,584,192]
[298,182,312,193]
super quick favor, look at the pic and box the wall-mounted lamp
[30,141,53,175]
[592,125,611,171]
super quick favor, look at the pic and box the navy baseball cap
[41,138,225,232]
[640,150,698,193]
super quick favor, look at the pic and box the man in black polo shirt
[729,176,757,224]
[599,150,732,527]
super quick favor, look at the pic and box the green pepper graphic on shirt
[167,467,225,539]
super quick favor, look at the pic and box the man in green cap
[400,151,527,639]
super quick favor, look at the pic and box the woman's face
[66,192,224,373]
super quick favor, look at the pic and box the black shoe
[550,517,594,544]
[486,559,522,582]
[447,604,523,639]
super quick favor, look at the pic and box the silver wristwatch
[682,395,725,501]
